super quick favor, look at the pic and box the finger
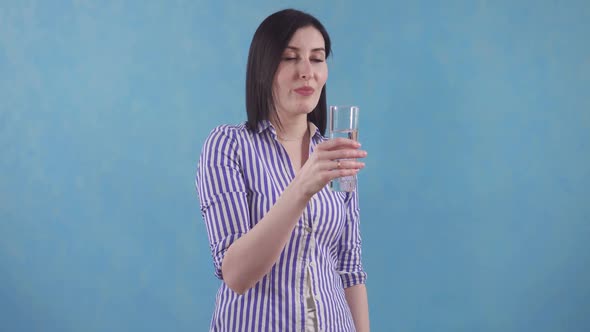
[333,160,366,170]
[318,149,367,161]
[330,168,360,179]
[318,159,365,171]
[316,137,360,151]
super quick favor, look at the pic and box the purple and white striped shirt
[195,120,366,332]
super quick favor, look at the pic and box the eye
[311,58,325,63]
[282,53,298,61]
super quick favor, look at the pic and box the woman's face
[272,26,328,119]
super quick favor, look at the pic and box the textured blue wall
[1,1,589,331]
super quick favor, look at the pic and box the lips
[294,86,315,96]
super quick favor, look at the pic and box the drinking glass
[329,105,359,192]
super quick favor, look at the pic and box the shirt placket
[303,196,325,331]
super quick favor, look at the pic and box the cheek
[318,67,328,86]
[272,79,286,98]
[273,66,285,86]
[275,71,293,93]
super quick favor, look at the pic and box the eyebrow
[285,46,326,53]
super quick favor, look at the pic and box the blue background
[1,1,589,331]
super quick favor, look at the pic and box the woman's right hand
[294,138,367,199]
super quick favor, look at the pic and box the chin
[297,101,320,114]
[296,106,316,115]
[279,99,320,116]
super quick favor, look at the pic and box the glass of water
[329,105,360,192]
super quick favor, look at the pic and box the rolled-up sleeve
[336,189,367,288]
[195,126,250,280]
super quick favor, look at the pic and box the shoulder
[203,122,251,144]
[206,122,249,139]
[201,122,251,155]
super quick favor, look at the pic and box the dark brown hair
[245,9,332,135]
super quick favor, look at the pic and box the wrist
[286,177,313,205]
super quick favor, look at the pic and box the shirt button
[305,226,312,233]
[309,262,315,267]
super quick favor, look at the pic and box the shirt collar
[308,121,323,140]
[255,119,323,140]
[255,119,272,134]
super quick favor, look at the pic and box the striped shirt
[195,120,367,332]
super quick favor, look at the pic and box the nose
[298,59,312,80]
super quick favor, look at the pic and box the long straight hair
[245,9,332,135]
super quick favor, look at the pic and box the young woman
[196,9,370,331]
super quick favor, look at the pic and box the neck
[272,114,309,142]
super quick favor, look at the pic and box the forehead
[287,26,325,49]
